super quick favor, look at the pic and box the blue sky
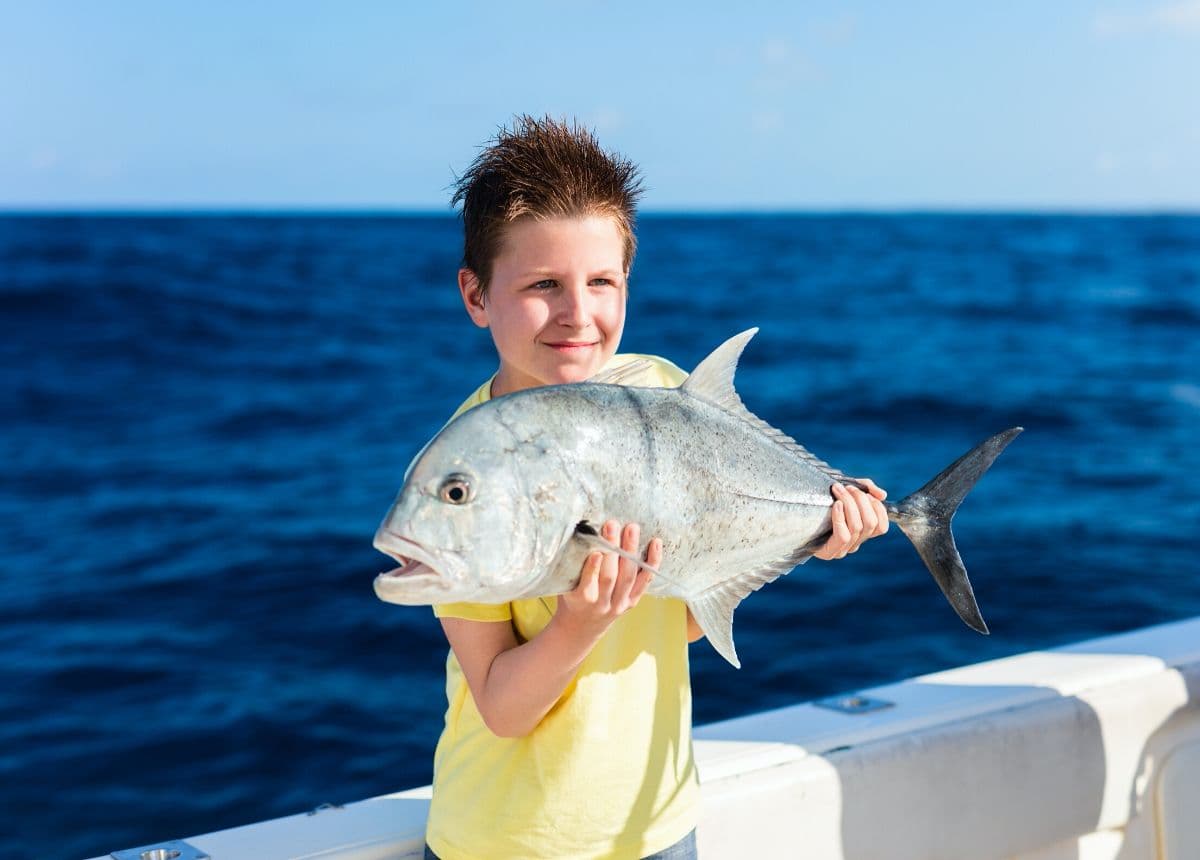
[3,1,1198,210]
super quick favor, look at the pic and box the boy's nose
[556,283,591,327]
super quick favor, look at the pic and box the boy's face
[460,215,627,397]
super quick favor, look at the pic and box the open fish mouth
[374,532,443,581]
[380,557,436,579]
[372,532,457,606]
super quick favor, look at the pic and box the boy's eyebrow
[519,267,625,278]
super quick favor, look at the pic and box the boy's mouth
[543,340,599,352]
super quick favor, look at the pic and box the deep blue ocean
[2,213,1198,858]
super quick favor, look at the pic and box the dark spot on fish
[575,520,599,536]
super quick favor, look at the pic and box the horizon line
[2,204,1199,217]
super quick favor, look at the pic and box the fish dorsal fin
[681,328,758,412]
[682,330,856,484]
[588,358,652,386]
[687,547,814,669]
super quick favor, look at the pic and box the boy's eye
[527,278,620,289]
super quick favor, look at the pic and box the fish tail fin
[886,427,1023,635]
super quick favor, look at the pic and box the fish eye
[439,475,473,505]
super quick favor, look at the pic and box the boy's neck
[489,354,623,399]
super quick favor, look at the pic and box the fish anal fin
[682,330,856,484]
[687,547,813,669]
[688,590,742,669]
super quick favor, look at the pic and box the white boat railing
[92,616,1200,860]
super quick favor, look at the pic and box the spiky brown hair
[451,115,644,296]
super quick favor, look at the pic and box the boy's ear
[458,268,489,328]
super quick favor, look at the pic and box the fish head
[372,402,578,606]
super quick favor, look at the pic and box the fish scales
[498,383,837,604]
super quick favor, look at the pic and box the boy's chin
[537,354,613,386]
[544,367,599,385]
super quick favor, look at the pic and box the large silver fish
[374,329,1021,668]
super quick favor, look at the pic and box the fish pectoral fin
[687,548,814,670]
[573,520,682,586]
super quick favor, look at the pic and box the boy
[421,115,888,860]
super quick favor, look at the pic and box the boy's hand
[557,520,659,635]
[446,520,662,738]
[813,478,889,560]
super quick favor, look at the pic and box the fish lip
[373,531,444,580]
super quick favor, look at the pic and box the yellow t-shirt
[424,354,699,860]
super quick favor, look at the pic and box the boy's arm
[686,610,704,642]
[441,521,660,739]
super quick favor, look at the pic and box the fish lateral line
[729,488,842,507]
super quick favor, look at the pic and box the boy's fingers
[847,486,878,546]
[645,537,662,568]
[822,499,851,559]
[628,567,654,606]
[833,486,863,553]
[848,486,888,545]
[856,479,890,535]
[621,523,641,570]
[613,522,641,598]
[820,484,892,559]
[621,522,640,554]
[854,486,883,554]
[857,477,887,501]
[595,521,620,606]
[872,498,890,536]
[628,537,661,606]
[577,552,602,602]
[581,524,663,612]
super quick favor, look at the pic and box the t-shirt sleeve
[433,601,513,622]
[652,357,688,388]
[627,354,688,388]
